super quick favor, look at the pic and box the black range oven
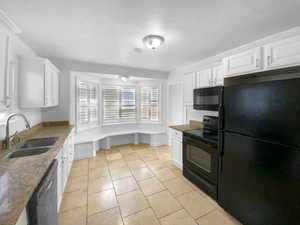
[193,86,223,111]
[183,116,219,200]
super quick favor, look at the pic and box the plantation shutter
[103,86,136,124]
[120,87,136,120]
[78,81,99,129]
[141,87,160,122]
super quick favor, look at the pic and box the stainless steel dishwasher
[27,160,58,225]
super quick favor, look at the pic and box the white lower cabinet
[170,128,183,169]
[56,130,74,211]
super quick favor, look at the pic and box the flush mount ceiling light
[143,34,165,50]
[119,75,129,82]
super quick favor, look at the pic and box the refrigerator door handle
[218,104,224,130]
[218,131,224,172]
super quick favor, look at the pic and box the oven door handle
[183,136,218,155]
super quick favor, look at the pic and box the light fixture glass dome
[143,35,165,50]
[119,75,129,82]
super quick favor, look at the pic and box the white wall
[0,23,42,140]
[42,58,169,122]
[168,26,300,124]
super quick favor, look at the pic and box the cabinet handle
[256,58,260,68]
[267,55,272,66]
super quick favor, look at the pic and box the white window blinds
[141,87,160,122]
[77,81,99,130]
[103,86,136,124]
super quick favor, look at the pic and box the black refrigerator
[219,69,300,225]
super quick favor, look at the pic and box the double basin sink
[4,137,58,159]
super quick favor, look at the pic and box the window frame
[75,78,101,132]
[102,85,138,126]
[139,84,162,124]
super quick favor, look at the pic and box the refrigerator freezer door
[224,78,300,147]
[219,132,300,225]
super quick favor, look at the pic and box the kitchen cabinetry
[19,57,60,108]
[0,31,10,111]
[223,47,262,77]
[264,35,300,70]
[195,68,212,88]
[168,83,184,125]
[194,65,224,88]
[56,130,74,210]
[183,72,195,105]
[212,64,224,86]
[170,128,183,169]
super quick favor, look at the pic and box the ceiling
[1,0,300,71]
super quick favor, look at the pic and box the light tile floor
[59,144,242,225]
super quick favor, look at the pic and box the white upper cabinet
[264,35,300,70]
[0,31,10,111]
[183,72,195,104]
[223,47,262,77]
[168,83,184,125]
[19,57,60,108]
[195,68,212,88]
[52,69,59,106]
[212,64,224,86]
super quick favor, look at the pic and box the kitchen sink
[4,147,51,159]
[19,137,58,149]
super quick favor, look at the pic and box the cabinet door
[178,141,183,168]
[62,146,69,188]
[212,64,224,86]
[44,63,53,107]
[196,68,212,88]
[0,32,9,111]
[56,152,63,210]
[171,136,177,163]
[223,47,262,77]
[264,35,300,70]
[68,133,74,169]
[52,70,59,106]
[168,83,184,125]
[183,72,194,104]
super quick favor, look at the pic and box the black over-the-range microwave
[193,86,223,111]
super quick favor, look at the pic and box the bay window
[140,86,160,122]
[103,86,136,124]
[75,79,162,130]
[77,80,99,130]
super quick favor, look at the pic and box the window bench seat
[74,124,167,160]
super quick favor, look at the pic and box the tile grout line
[60,144,177,225]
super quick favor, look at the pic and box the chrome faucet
[3,113,31,149]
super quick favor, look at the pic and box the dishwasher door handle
[45,181,53,192]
